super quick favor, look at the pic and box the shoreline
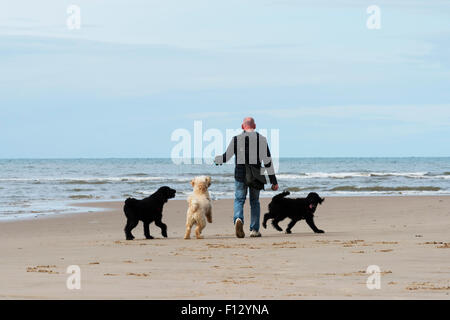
[2,194,450,223]
[1,196,449,299]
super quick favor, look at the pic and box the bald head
[242,117,256,130]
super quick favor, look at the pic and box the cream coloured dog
[184,176,212,239]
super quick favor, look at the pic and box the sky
[0,0,449,158]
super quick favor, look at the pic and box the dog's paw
[315,230,325,233]
[126,236,135,240]
[285,230,292,234]
[145,235,154,239]
[262,223,267,229]
[162,231,168,238]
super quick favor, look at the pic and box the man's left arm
[214,136,235,165]
[260,136,277,186]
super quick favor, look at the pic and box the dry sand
[0,196,449,299]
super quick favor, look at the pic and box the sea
[0,158,449,220]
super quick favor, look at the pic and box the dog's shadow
[238,231,348,239]
[132,231,348,241]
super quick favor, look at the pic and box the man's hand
[214,155,223,166]
[271,184,279,191]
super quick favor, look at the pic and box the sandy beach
[0,196,449,299]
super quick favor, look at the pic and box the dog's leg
[195,219,206,239]
[306,217,324,233]
[195,225,204,239]
[184,226,192,239]
[271,218,283,232]
[184,220,193,239]
[124,219,138,240]
[143,222,154,239]
[262,212,272,229]
[155,218,168,238]
[286,219,298,234]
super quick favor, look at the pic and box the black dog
[262,191,325,234]
[123,186,176,240]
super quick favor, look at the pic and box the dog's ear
[320,197,325,204]
[190,179,195,187]
[206,176,211,187]
[154,188,165,201]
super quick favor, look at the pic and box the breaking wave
[277,172,436,179]
[329,186,441,192]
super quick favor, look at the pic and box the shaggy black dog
[123,186,176,240]
[262,191,325,234]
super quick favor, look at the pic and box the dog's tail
[124,197,138,208]
[272,190,290,202]
[268,190,290,211]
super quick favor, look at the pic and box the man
[214,117,278,238]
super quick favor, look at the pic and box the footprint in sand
[341,240,365,247]
[272,241,297,248]
[376,249,394,252]
[374,241,398,245]
[321,270,392,277]
[26,265,59,274]
[239,266,254,269]
[272,241,296,245]
[113,240,150,246]
[221,279,256,285]
[406,282,450,291]
[420,241,450,248]
[126,272,150,277]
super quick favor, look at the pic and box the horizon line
[1,156,450,160]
